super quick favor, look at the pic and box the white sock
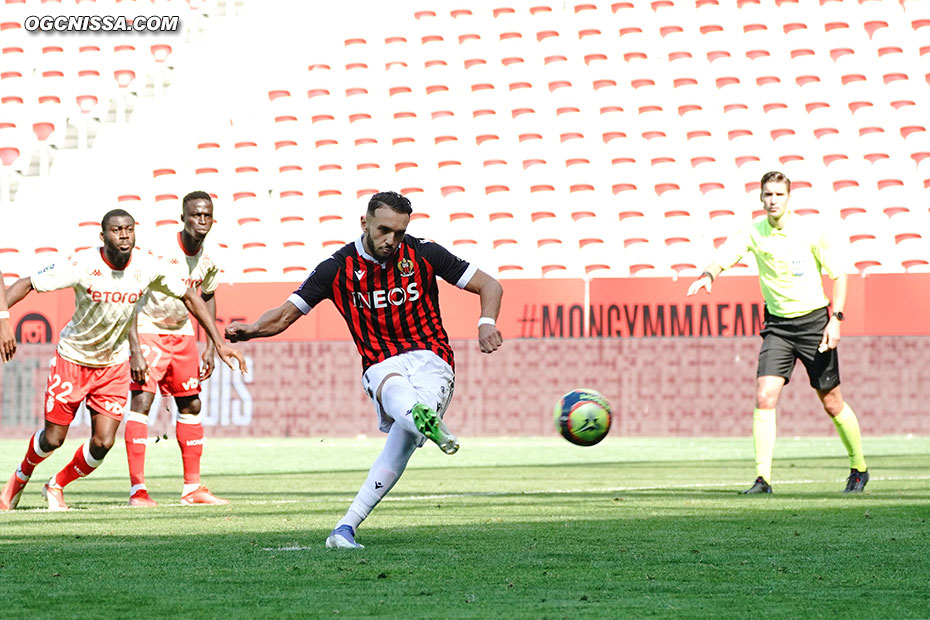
[126,410,149,425]
[177,412,200,425]
[379,375,423,437]
[130,483,147,495]
[337,424,419,531]
[34,430,53,458]
[83,440,104,468]
[182,483,200,496]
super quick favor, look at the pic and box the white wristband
[0,311,9,320]
[477,317,496,328]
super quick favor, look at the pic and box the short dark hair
[182,190,212,214]
[760,170,791,192]
[101,208,134,230]
[367,191,412,216]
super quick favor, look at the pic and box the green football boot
[411,403,459,455]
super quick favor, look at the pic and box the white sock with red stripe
[379,375,423,438]
[337,423,419,530]
[124,411,149,493]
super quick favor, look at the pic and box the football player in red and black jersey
[226,191,503,548]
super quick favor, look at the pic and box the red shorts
[130,333,202,397]
[45,353,130,425]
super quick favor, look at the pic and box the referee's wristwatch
[832,311,844,321]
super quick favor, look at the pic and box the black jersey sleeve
[418,238,471,285]
[291,256,340,312]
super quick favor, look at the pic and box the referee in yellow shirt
[688,171,868,494]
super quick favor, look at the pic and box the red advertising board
[2,274,927,344]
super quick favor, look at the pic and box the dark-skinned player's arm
[199,291,217,380]
[4,276,34,307]
[128,307,148,385]
[0,271,20,362]
[4,261,83,361]
[224,300,304,343]
[181,288,247,374]
[464,268,503,354]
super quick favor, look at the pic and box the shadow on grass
[1,504,929,620]
[48,453,930,484]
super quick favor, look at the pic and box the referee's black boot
[741,476,773,494]
[843,468,869,493]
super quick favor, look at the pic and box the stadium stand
[0,0,927,282]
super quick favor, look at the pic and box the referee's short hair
[760,170,791,192]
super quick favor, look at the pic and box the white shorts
[361,349,455,445]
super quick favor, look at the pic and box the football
[553,389,612,446]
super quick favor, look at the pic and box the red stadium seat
[848,237,891,275]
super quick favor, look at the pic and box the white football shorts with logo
[361,349,455,447]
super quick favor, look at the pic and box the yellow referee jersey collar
[763,209,794,235]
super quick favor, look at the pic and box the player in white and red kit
[124,191,228,507]
[0,209,246,511]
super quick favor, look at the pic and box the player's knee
[755,390,779,409]
[822,395,844,416]
[42,430,66,451]
[90,434,115,453]
[177,396,201,415]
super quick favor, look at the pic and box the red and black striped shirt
[288,235,476,373]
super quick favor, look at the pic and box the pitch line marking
[386,474,930,502]
[4,475,928,514]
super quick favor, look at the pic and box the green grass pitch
[2,436,929,619]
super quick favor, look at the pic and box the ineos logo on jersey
[351,282,420,309]
[87,286,143,304]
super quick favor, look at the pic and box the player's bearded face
[362,207,410,261]
[101,215,136,256]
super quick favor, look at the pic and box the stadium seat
[847,237,891,275]
[895,236,930,272]
[490,239,534,279]
[888,211,928,245]
[0,139,23,204]
[843,211,890,244]
[445,214,486,251]
[622,240,661,277]
[537,239,583,278]
[577,238,618,277]
[664,241,703,280]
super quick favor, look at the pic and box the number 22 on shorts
[46,373,74,412]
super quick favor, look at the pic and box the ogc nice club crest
[397,257,415,278]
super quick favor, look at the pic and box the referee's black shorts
[757,306,840,390]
